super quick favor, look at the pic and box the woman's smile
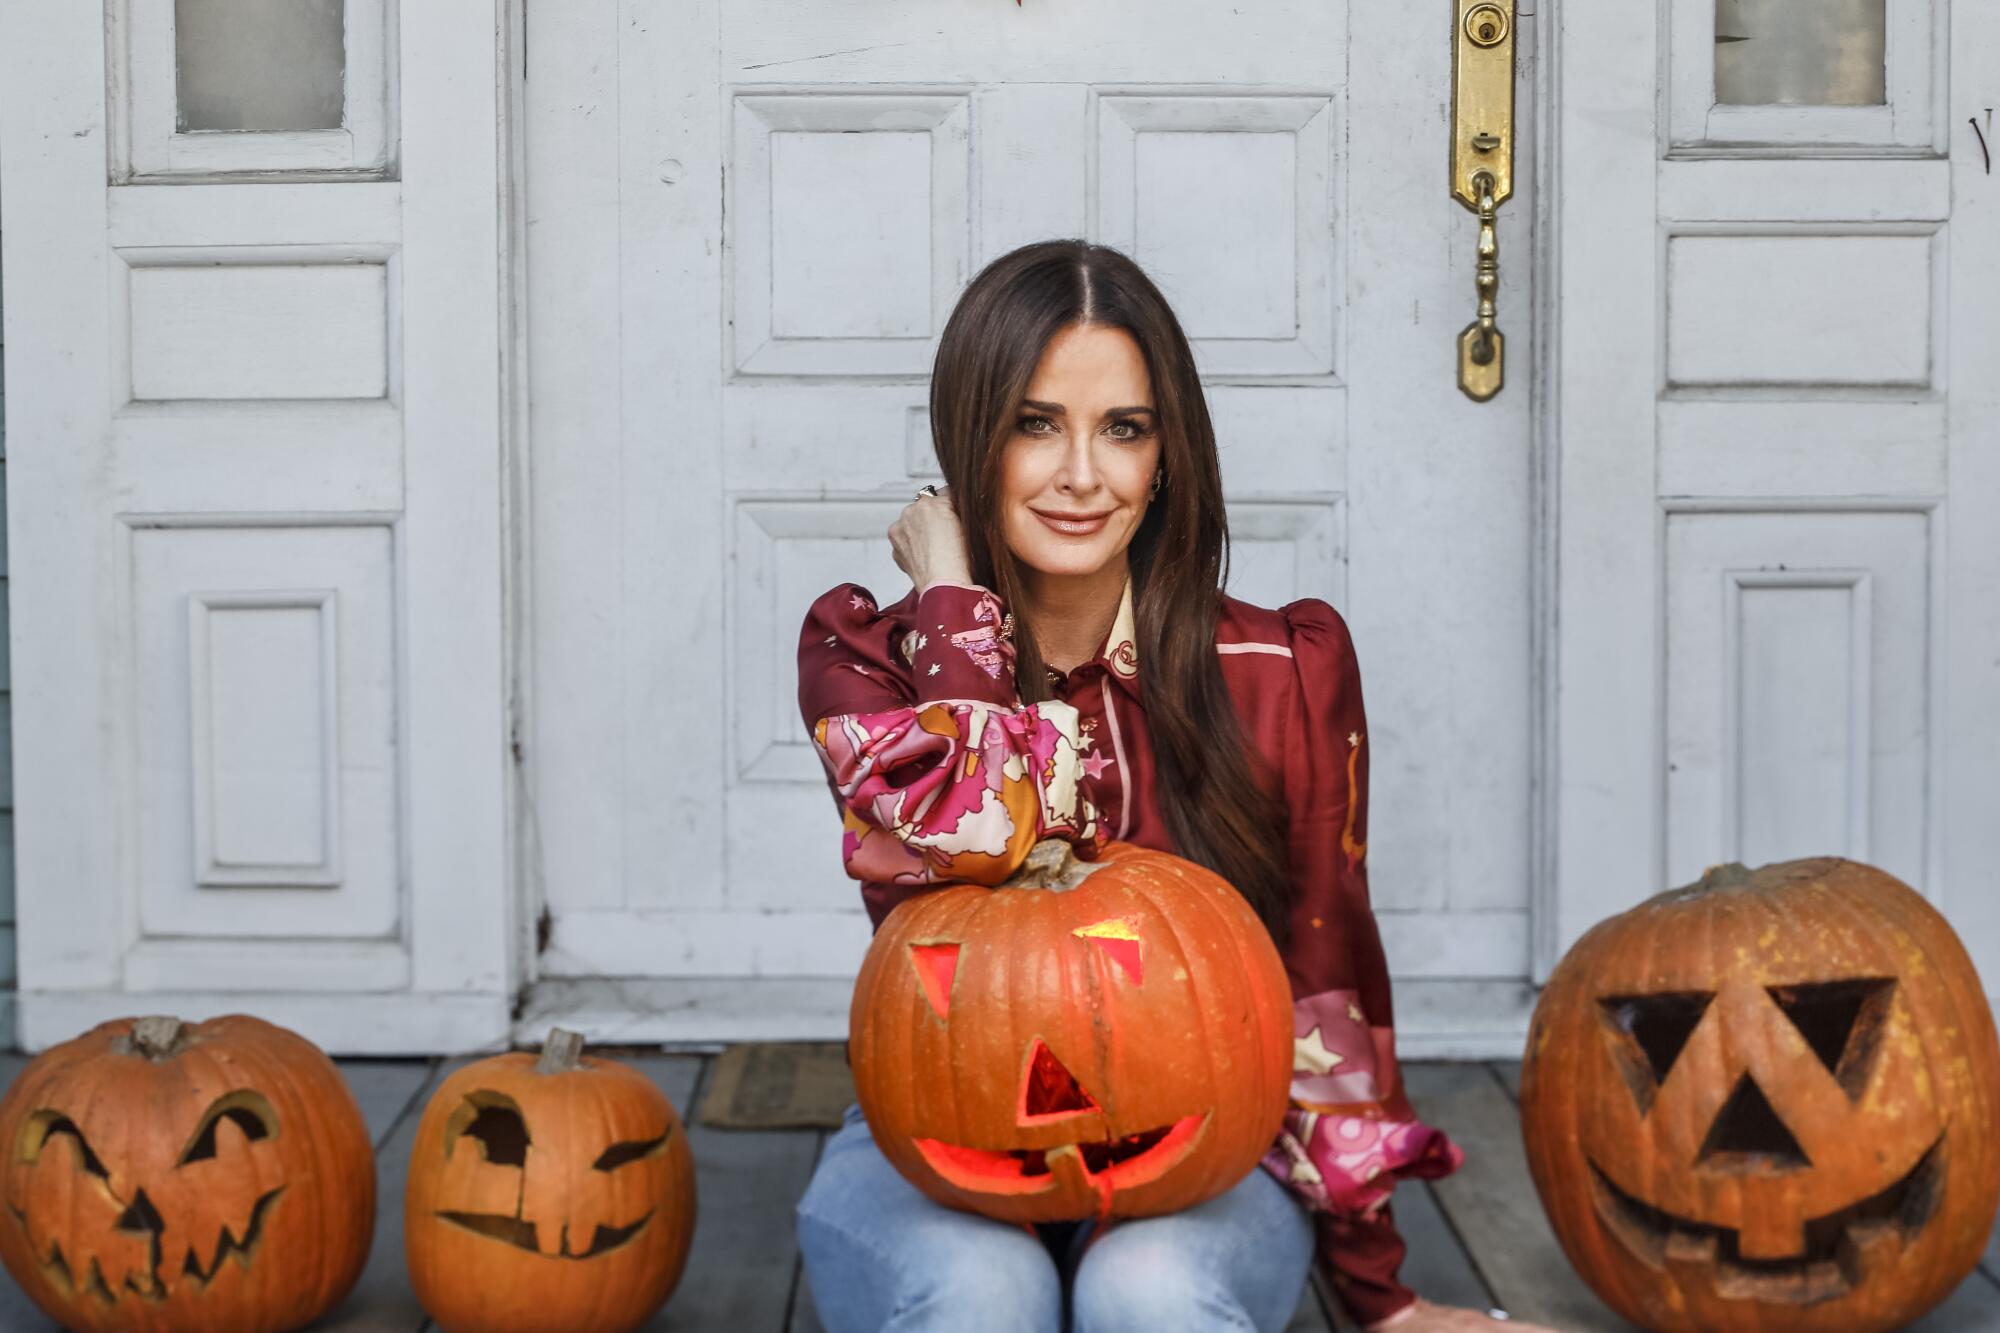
[1031,507,1115,537]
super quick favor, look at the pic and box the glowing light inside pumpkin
[1019,1040,1099,1124]
[908,943,961,1018]
[1072,917,1144,985]
[911,1112,1212,1210]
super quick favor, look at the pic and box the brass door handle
[1452,0,1515,401]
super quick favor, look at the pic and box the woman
[793,241,1551,1333]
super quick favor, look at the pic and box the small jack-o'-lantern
[850,839,1294,1224]
[0,1014,375,1333]
[404,1029,696,1333]
[1522,858,2000,1333]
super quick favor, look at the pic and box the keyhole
[1465,4,1509,47]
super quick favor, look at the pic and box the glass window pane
[176,0,346,132]
[1714,0,1886,106]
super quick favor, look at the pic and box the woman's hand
[890,484,975,592]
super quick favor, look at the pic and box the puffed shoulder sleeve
[797,582,1100,888]
[1257,598,1463,1330]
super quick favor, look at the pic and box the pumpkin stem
[126,1015,191,1060]
[535,1028,588,1074]
[1001,838,1107,892]
[1696,862,1754,893]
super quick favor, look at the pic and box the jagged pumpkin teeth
[0,1014,374,1333]
[1522,858,2000,1333]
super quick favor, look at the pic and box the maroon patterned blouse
[798,576,1464,1328]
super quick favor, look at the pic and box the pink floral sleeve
[799,581,1101,888]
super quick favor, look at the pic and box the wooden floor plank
[317,1058,448,1333]
[1404,1063,1636,1331]
[338,1058,442,1147]
[648,1059,823,1332]
[1906,1266,2000,1332]
[1283,1274,1339,1332]
[1489,1058,1523,1103]
[785,1129,831,1333]
[1395,1178,1500,1315]
[629,1052,707,1120]
[1983,1209,2000,1291]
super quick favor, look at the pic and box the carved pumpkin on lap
[1521,858,2000,1333]
[403,1029,696,1333]
[850,839,1294,1224]
[0,1014,375,1333]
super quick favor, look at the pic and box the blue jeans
[795,1103,1316,1333]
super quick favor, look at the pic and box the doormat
[697,1042,855,1130]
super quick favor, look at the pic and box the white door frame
[0,0,524,1053]
[1542,0,2000,994]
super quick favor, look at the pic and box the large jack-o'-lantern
[0,1014,375,1333]
[850,839,1294,1224]
[404,1028,696,1333]
[1521,858,2000,1333]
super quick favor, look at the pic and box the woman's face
[998,321,1163,582]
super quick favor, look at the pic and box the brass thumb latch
[1452,0,1515,401]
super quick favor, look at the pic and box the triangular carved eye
[1598,991,1713,1113]
[1073,918,1143,985]
[1767,978,1894,1100]
[909,943,961,1019]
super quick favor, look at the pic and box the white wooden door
[1551,0,2000,997]
[524,0,1544,1051]
[0,1,516,1051]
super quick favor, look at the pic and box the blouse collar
[1045,575,1141,696]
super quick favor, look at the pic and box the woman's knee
[887,1233,1062,1331]
[1072,1231,1259,1333]
[797,1204,1060,1333]
[794,1116,1061,1333]
[1069,1174,1314,1333]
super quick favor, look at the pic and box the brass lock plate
[1452,0,1515,209]
[1458,324,1504,402]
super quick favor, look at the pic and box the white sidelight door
[1551,0,2000,995]
[523,1,1546,1050]
[0,1,517,1051]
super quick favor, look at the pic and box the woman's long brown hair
[927,239,1295,948]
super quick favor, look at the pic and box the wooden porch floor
[0,1054,1993,1331]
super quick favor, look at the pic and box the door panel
[0,0,513,1050]
[527,0,1541,1048]
[1552,0,2000,995]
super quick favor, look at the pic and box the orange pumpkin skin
[403,1032,696,1333]
[0,1014,375,1333]
[850,839,1295,1225]
[1521,858,2000,1333]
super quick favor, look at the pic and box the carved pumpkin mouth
[11,1186,287,1305]
[913,1112,1211,1205]
[1587,1134,1945,1304]
[435,1207,656,1260]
